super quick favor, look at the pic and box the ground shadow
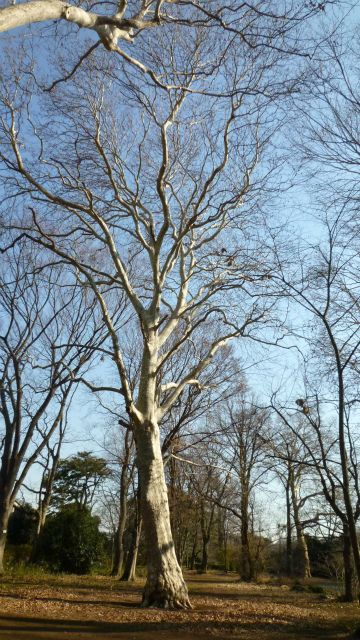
[0,592,140,608]
[0,613,352,640]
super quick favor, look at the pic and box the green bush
[7,503,38,545]
[291,580,307,592]
[37,504,106,574]
[5,543,33,567]
[308,584,325,594]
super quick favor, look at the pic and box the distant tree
[0,244,103,574]
[51,452,111,512]
[116,478,142,583]
[33,402,70,540]
[109,429,136,578]
[307,535,343,581]
[38,504,106,574]
[271,35,360,601]
[272,205,360,600]
[270,430,318,579]
[219,397,270,582]
[187,450,229,574]
[167,443,199,569]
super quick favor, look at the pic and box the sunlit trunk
[37,504,48,536]
[31,493,52,563]
[136,421,190,608]
[35,448,61,542]
[290,475,311,579]
[294,528,311,579]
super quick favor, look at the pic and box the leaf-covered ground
[0,571,358,639]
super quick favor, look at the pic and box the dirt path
[0,573,357,639]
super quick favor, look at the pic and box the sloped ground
[0,571,357,639]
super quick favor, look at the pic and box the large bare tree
[0,0,335,607]
[217,397,270,581]
[268,28,360,593]
[270,202,360,600]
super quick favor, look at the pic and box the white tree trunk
[136,421,190,608]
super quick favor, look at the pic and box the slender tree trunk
[121,480,141,582]
[0,502,11,575]
[37,500,48,536]
[127,518,142,581]
[189,526,198,570]
[31,477,56,562]
[342,523,354,602]
[200,536,209,573]
[113,429,134,577]
[136,421,190,608]
[218,509,228,572]
[35,449,62,538]
[285,480,292,577]
[290,475,311,579]
[111,471,128,577]
[112,512,127,577]
[0,533,6,575]
[224,528,228,572]
[121,516,142,582]
[240,525,254,581]
[295,527,311,579]
[217,507,224,549]
[178,530,188,566]
[343,503,360,588]
[0,532,6,575]
[326,327,360,587]
[240,492,254,581]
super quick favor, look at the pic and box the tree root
[141,588,192,610]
